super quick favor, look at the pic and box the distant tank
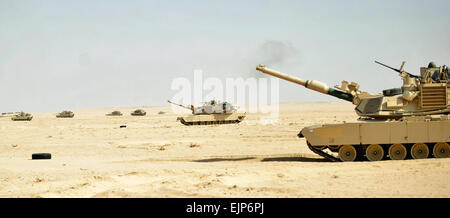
[11,112,33,121]
[106,111,123,116]
[256,61,450,162]
[56,110,74,118]
[131,109,146,116]
[168,100,246,125]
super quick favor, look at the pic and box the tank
[11,112,33,121]
[256,61,450,162]
[56,110,74,118]
[131,109,146,116]
[106,111,123,116]
[168,100,246,125]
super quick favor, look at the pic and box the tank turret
[256,62,450,119]
[168,100,237,115]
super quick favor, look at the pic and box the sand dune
[0,102,449,198]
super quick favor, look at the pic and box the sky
[1,0,450,112]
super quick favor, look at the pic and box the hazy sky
[1,0,450,112]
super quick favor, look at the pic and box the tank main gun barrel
[256,64,309,87]
[167,100,193,111]
[256,64,354,102]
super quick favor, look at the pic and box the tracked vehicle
[256,61,450,162]
[168,100,246,125]
[56,110,74,118]
[131,109,146,116]
[106,111,123,116]
[11,112,33,121]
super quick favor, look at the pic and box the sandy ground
[0,102,449,198]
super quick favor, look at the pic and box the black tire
[32,153,51,160]
[383,88,402,96]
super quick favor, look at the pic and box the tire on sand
[32,153,52,160]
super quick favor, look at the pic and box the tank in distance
[131,109,146,116]
[168,100,246,125]
[106,111,123,116]
[11,112,33,121]
[56,110,74,118]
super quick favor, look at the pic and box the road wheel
[328,145,340,152]
[388,144,407,160]
[366,144,384,161]
[433,142,450,158]
[411,143,429,159]
[315,145,327,150]
[338,145,357,162]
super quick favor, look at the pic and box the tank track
[306,141,341,162]
[56,115,74,118]
[180,119,242,126]
[304,138,450,162]
[11,117,33,121]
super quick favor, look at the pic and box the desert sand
[0,102,449,198]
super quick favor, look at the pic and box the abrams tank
[106,111,123,116]
[56,110,74,118]
[131,109,146,116]
[168,100,246,125]
[256,61,450,162]
[11,112,33,121]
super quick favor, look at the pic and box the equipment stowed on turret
[256,61,450,162]
[168,100,246,125]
